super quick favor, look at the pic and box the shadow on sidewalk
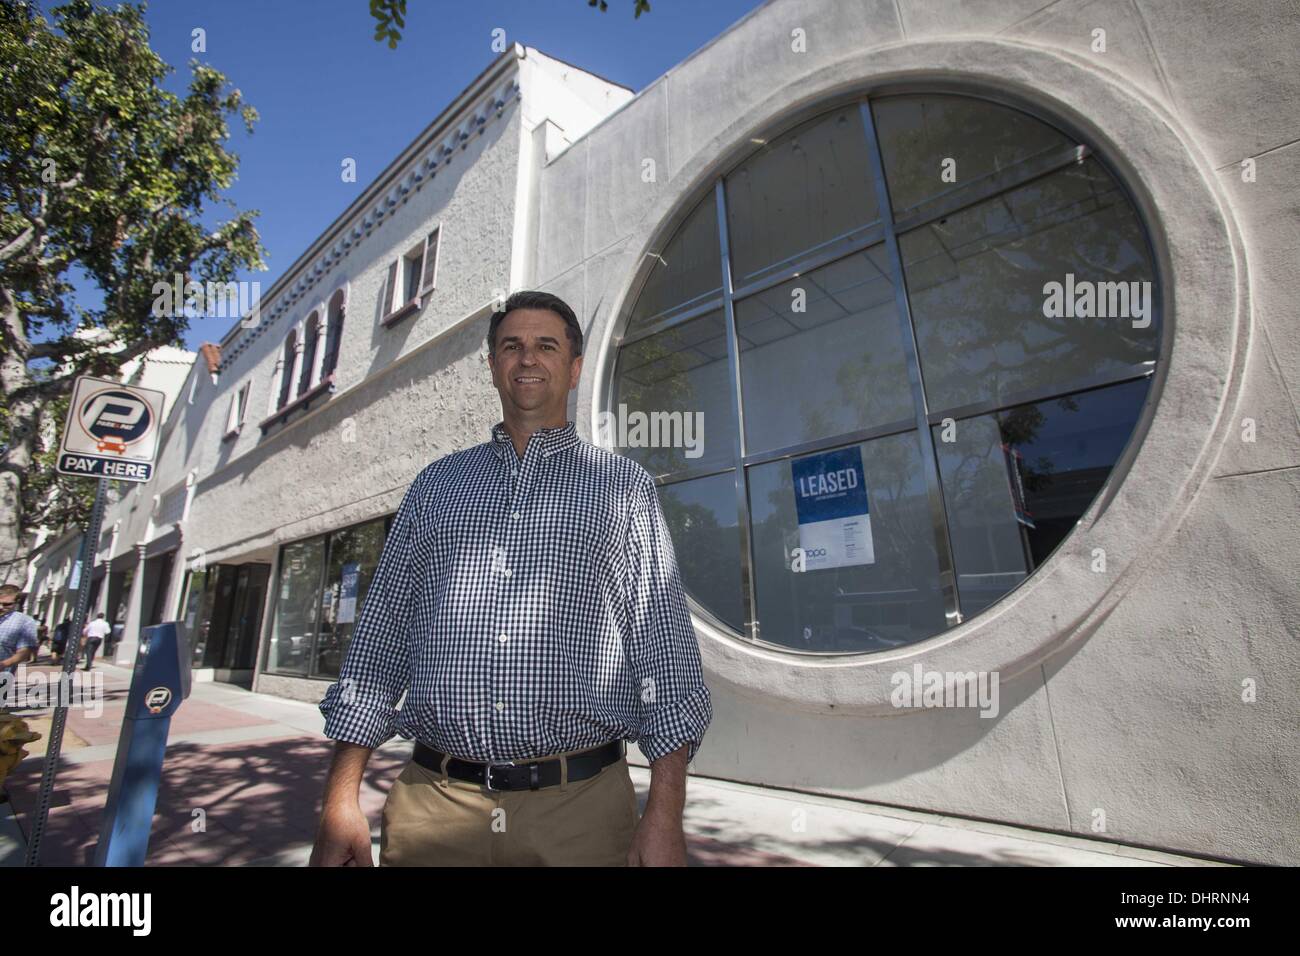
[6,735,407,866]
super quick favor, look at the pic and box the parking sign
[57,375,166,482]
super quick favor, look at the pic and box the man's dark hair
[488,290,582,358]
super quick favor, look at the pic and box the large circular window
[606,93,1161,655]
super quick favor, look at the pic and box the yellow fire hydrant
[0,712,42,789]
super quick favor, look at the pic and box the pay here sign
[57,375,166,482]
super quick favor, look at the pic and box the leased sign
[56,376,166,482]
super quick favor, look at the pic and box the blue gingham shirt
[318,420,712,764]
[0,609,39,674]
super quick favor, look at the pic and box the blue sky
[111,0,767,350]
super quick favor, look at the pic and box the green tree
[0,0,265,585]
[370,0,651,49]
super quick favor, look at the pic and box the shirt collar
[490,420,579,460]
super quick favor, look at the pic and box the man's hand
[627,803,688,866]
[310,740,375,866]
[627,743,691,866]
[309,801,374,866]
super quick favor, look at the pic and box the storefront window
[268,539,324,675]
[314,517,389,679]
[266,516,392,679]
[608,91,1161,654]
[180,568,217,667]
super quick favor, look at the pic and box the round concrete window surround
[581,39,1247,715]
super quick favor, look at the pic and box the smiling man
[311,290,712,867]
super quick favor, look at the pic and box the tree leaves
[369,0,405,49]
[369,0,652,49]
[0,0,265,558]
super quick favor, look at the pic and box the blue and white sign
[791,447,874,570]
[337,562,360,624]
[56,375,166,482]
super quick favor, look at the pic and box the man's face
[0,594,16,614]
[488,308,582,420]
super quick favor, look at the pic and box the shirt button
[511,511,521,520]
[495,701,505,712]
[498,633,508,644]
[503,568,513,578]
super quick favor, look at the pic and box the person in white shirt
[81,613,112,671]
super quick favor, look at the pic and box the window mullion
[714,179,760,643]
[858,98,963,628]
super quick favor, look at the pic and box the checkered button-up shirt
[0,609,39,674]
[319,420,712,764]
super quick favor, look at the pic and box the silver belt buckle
[482,759,514,792]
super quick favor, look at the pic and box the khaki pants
[379,745,640,866]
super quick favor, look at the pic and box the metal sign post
[25,375,166,866]
[23,477,107,866]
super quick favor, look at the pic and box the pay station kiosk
[94,621,191,867]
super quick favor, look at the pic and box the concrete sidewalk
[0,659,1232,867]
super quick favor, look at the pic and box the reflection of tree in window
[901,161,1157,413]
[658,491,742,630]
[613,319,711,479]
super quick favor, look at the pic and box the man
[311,290,711,867]
[0,585,39,677]
[51,615,72,662]
[81,613,112,671]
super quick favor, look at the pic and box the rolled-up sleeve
[318,472,424,749]
[621,474,712,764]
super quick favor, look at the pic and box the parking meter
[94,621,191,867]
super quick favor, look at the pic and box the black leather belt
[412,739,624,792]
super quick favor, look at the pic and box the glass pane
[313,518,389,679]
[933,414,1031,617]
[626,192,721,331]
[405,255,422,301]
[873,94,1074,218]
[278,334,295,408]
[182,569,218,668]
[900,157,1159,414]
[735,245,913,455]
[611,310,736,477]
[268,539,324,675]
[935,378,1150,615]
[725,106,880,284]
[1000,378,1150,566]
[659,473,745,632]
[298,322,318,395]
[748,432,946,652]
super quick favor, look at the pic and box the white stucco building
[36,3,1299,865]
